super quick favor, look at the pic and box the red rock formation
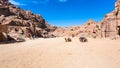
[100,0,120,38]
[53,0,120,38]
[0,0,120,42]
[53,20,101,38]
[0,0,56,42]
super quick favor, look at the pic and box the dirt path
[0,38,120,68]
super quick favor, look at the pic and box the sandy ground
[0,37,120,68]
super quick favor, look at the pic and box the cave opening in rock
[118,26,120,36]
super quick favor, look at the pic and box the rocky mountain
[52,20,101,38]
[0,0,57,42]
[53,0,120,38]
[100,0,120,38]
[0,0,120,42]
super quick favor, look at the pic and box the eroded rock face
[0,0,56,42]
[52,20,101,38]
[53,0,120,38]
[101,0,120,38]
[0,0,120,42]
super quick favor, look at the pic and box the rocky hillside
[0,0,57,42]
[53,0,120,38]
[0,0,120,42]
[100,0,120,38]
[52,20,101,38]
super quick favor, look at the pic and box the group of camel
[64,37,88,42]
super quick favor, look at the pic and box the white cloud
[9,0,24,6]
[31,0,49,4]
[32,1,38,4]
[59,0,67,2]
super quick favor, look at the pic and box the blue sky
[9,0,116,27]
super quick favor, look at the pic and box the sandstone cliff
[0,0,120,42]
[53,0,120,38]
[52,20,101,38]
[0,0,56,42]
[100,0,120,38]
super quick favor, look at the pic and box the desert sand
[0,37,120,68]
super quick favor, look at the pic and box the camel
[65,37,72,42]
[79,37,88,42]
